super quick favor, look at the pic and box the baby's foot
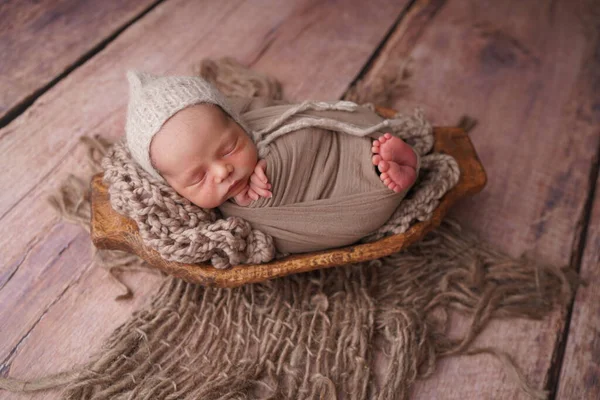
[377,160,417,192]
[371,133,418,193]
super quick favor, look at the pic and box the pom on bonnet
[124,70,249,181]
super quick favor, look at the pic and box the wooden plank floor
[0,0,161,124]
[0,0,598,398]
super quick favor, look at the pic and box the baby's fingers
[250,182,272,199]
[247,188,260,201]
[255,159,269,183]
[251,173,271,189]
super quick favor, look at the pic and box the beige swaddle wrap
[219,98,421,253]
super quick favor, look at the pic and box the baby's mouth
[227,178,244,196]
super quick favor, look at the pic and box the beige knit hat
[125,70,249,181]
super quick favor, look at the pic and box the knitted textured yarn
[0,58,578,399]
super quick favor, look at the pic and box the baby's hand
[232,159,272,206]
[248,159,272,201]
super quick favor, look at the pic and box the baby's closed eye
[222,139,238,156]
[186,171,206,187]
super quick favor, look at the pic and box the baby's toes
[371,141,381,154]
[378,160,390,173]
[378,133,392,144]
[372,154,382,166]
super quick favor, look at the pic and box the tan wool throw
[0,58,578,400]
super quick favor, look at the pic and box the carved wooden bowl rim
[90,106,487,287]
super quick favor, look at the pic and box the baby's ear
[126,70,154,91]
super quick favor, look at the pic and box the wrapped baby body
[218,126,420,253]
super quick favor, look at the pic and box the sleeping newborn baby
[125,71,420,254]
[150,104,417,208]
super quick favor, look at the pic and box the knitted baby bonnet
[125,70,250,181]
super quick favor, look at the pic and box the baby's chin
[191,198,222,209]
[190,190,236,209]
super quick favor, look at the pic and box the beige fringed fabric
[0,58,578,399]
[0,211,577,400]
[101,59,459,268]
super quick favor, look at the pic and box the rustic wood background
[0,0,598,398]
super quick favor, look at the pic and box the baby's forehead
[153,103,231,152]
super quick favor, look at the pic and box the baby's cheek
[235,151,251,173]
[246,143,259,171]
[196,186,222,208]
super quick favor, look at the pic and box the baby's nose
[213,163,233,183]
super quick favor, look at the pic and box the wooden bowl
[90,107,487,287]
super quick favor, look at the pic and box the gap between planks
[0,0,166,130]
[547,144,600,399]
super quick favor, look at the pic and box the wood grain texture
[0,0,411,396]
[555,2,600,397]
[90,124,486,287]
[350,0,600,398]
[0,0,160,123]
[556,170,600,398]
[0,247,165,400]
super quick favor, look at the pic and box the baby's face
[150,104,257,208]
